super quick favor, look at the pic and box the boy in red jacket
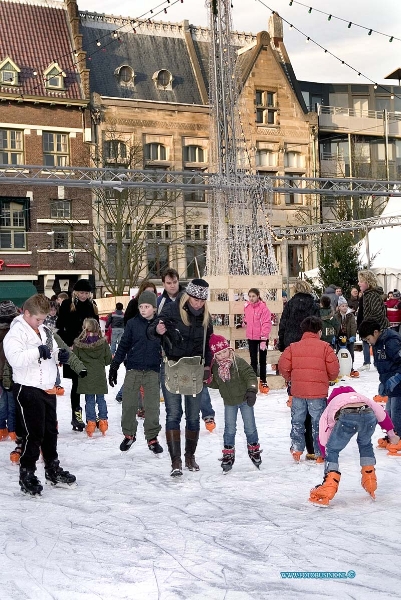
[278,316,339,462]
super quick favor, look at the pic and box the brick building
[0,0,93,303]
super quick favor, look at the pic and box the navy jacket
[373,328,401,397]
[113,314,161,373]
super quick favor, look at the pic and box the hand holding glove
[385,374,401,394]
[58,348,70,364]
[244,389,257,407]
[109,362,119,387]
[79,369,88,378]
[38,345,51,360]
[259,341,267,351]
[348,336,356,343]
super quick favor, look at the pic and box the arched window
[184,145,205,163]
[104,140,127,161]
[144,143,167,161]
[153,70,173,90]
[115,65,134,84]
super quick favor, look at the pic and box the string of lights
[255,0,401,101]
[288,0,399,43]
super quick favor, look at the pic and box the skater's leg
[290,397,308,452]
[85,394,97,423]
[121,370,141,437]
[164,388,183,432]
[304,411,314,455]
[183,390,202,432]
[325,412,357,472]
[258,343,267,383]
[356,410,377,467]
[40,394,59,466]
[200,386,215,420]
[142,371,162,441]
[14,384,46,471]
[223,405,238,447]
[248,340,259,376]
[388,396,401,435]
[306,399,327,457]
[96,394,108,420]
[239,402,258,445]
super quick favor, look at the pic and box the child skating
[309,386,399,506]
[207,334,261,472]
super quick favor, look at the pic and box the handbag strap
[202,325,207,362]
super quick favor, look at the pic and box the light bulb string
[256,0,401,101]
[288,0,399,42]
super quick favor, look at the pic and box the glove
[244,389,257,407]
[378,382,385,396]
[79,369,88,378]
[58,348,70,364]
[109,362,119,387]
[260,341,267,351]
[38,345,51,360]
[286,382,292,396]
[385,374,401,394]
[348,336,356,343]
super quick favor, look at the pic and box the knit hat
[73,279,92,292]
[337,298,348,306]
[0,300,19,319]
[393,289,401,299]
[327,385,356,403]
[138,290,157,308]
[186,278,209,300]
[209,333,231,356]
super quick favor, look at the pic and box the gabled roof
[0,0,83,100]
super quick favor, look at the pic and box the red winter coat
[385,298,401,327]
[278,332,339,399]
[243,300,272,341]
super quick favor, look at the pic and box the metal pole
[285,237,290,297]
[365,226,370,269]
[384,109,390,182]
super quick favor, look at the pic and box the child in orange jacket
[278,316,339,462]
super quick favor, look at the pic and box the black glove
[79,369,88,378]
[244,389,257,407]
[109,362,119,387]
[58,348,70,364]
[38,345,51,360]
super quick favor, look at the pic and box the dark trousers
[14,384,58,471]
[304,412,314,454]
[248,339,267,382]
[70,371,81,413]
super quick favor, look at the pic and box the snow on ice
[1,351,401,600]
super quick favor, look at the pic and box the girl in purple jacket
[243,288,272,395]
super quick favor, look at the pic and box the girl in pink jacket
[309,386,399,506]
[243,288,272,394]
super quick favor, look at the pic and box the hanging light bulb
[328,15,332,21]
[389,36,394,42]
[112,31,118,38]
[374,83,378,89]
[357,72,361,76]
[391,93,395,99]
[289,1,293,5]
[368,29,372,35]
[348,22,352,29]
[308,7,312,14]
[289,24,293,29]
[96,39,101,46]
[164,7,167,12]
[306,37,310,43]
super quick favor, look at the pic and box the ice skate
[0,428,8,440]
[377,435,389,449]
[85,421,96,437]
[120,435,136,452]
[387,439,401,455]
[258,381,269,394]
[373,395,388,403]
[10,437,22,464]
[361,466,377,499]
[309,471,341,506]
[8,431,16,441]
[19,468,43,496]
[45,460,77,488]
[148,438,163,454]
[305,453,316,461]
[350,369,359,378]
[359,363,370,371]
[247,442,262,469]
[290,448,302,462]
[71,408,85,432]
[219,445,235,473]
[204,416,216,432]
[98,419,108,436]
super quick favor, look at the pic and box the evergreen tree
[318,232,361,297]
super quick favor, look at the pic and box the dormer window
[44,62,66,90]
[114,65,134,85]
[153,69,173,90]
[0,57,20,86]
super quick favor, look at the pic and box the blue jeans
[325,408,377,472]
[111,328,124,354]
[385,396,401,436]
[362,340,371,365]
[291,397,327,457]
[223,402,258,446]
[0,388,15,431]
[164,386,202,432]
[85,394,108,422]
[200,386,215,420]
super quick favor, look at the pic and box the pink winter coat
[319,391,394,448]
[243,299,272,341]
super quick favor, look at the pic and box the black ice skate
[120,435,136,452]
[45,460,77,488]
[19,468,43,496]
[148,438,163,454]
[219,445,235,473]
[247,443,263,469]
[71,408,85,432]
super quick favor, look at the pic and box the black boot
[166,430,182,477]
[71,408,85,432]
[185,429,200,472]
[220,445,235,473]
[45,460,77,487]
[148,438,164,454]
[247,442,263,469]
[19,467,43,496]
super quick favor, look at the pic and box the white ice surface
[1,352,401,600]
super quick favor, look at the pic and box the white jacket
[4,315,59,390]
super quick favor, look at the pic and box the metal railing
[319,105,401,121]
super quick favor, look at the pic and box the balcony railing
[319,105,401,121]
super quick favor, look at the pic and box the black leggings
[248,339,267,383]
[70,372,81,413]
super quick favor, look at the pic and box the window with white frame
[104,140,127,161]
[144,143,167,161]
[146,224,171,240]
[284,175,304,205]
[186,224,208,241]
[0,200,26,249]
[0,58,20,86]
[0,129,23,165]
[153,69,173,90]
[284,151,304,169]
[118,65,134,84]
[52,226,71,249]
[256,149,277,167]
[50,200,71,219]
[255,90,277,125]
[45,66,65,89]
[106,222,132,240]
[43,132,69,167]
[183,145,206,163]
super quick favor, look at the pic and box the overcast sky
[79,0,401,86]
